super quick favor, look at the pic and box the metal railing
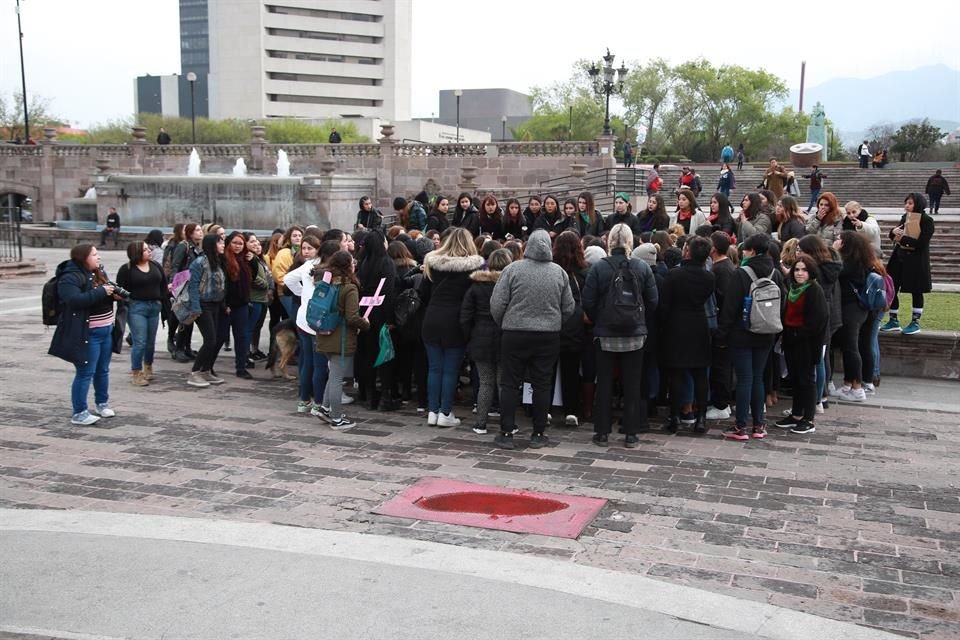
[0,206,23,263]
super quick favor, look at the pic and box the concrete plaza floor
[0,247,957,639]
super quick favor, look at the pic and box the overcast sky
[2,0,958,128]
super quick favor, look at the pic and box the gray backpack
[742,265,782,335]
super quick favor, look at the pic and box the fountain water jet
[187,149,201,177]
[232,158,247,177]
[276,149,290,177]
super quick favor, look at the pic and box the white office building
[207,0,411,121]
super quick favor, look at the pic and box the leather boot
[143,363,155,381]
[173,349,192,363]
[131,370,149,387]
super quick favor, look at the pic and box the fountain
[83,187,97,199]
[187,149,201,177]
[232,158,248,177]
[276,149,290,177]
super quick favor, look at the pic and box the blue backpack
[306,279,341,335]
[856,271,888,312]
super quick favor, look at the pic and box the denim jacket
[188,255,225,314]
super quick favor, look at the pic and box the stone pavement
[1,247,959,639]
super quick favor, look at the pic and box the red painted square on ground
[373,478,607,539]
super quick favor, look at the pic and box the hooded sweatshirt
[489,230,574,332]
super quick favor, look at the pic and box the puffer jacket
[48,260,114,365]
[459,269,503,362]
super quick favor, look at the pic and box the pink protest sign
[360,277,386,319]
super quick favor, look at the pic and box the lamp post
[15,0,29,143]
[187,71,197,144]
[454,89,462,143]
[587,48,628,136]
[501,115,507,142]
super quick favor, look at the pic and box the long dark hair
[327,250,359,287]
[126,241,148,267]
[145,229,164,248]
[797,234,833,265]
[741,192,763,221]
[224,231,250,283]
[838,230,874,271]
[643,194,670,230]
[200,233,224,271]
[553,230,587,273]
[480,194,502,223]
[183,223,201,246]
[676,188,699,213]
[504,198,522,220]
[357,230,389,290]
[70,243,107,283]
[711,192,733,227]
[578,191,598,224]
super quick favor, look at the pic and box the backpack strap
[742,265,757,282]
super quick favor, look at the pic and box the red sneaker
[722,426,750,441]
[751,425,767,439]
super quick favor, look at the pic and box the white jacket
[668,209,710,234]
[283,258,323,335]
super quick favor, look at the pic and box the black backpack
[41,276,60,326]
[599,257,644,334]
[394,287,422,327]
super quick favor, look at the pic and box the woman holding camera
[48,244,119,425]
[116,241,167,387]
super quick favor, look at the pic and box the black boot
[693,414,707,434]
[378,393,402,412]
[167,337,176,355]
[173,349,192,363]
[665,415,680,433]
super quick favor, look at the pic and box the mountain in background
[786,64,960,142]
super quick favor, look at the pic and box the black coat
[782,280,829,362]
[460,270,503,362]
[358,255,396,328]
[559,267,588,350]
[604,212,642,236]
[502,215,525,240]
[48,260,113,366]
[425,212,450,234]
[574,214,605,238]
[818,259,843,335]
[716,254,782,349]
[582,249,659,338]
[532,212,570,236]
[357,207,384,231]
[887,213,934,294]
[660,260,716,368]
[421,253,485,348]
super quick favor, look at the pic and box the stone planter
[42,127,57,144]
[569,163,588,179]
[320,159,337,176]
[95,158,111,174]
[379,123,396,141]
[131,126,147,144]
[460,166,478,185]
[250,125,266,143]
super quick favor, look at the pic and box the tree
[0,92,66,141]
[892,119,943,161]
[622,58,674,150]
[866,123,896,152]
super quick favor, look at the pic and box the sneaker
[564,414,579,427]
[472,404,478,414]
[705,406,731,420]
[624,434,639,449]
[830,384,850,398]
[187,371,211,388]
[815,402,824,415]
[680,411,696,424]
[235,369,253,380]
[902,320,921,336]
[487,409,500,418]
[774,415,801,429]
[863,383,876,396]
[202,371,225,385]
[71,410,100,426]
[592,433,609,447]
[879,318,901,332]
[427,411,438,426]
[529,433,549,449]
[417,407,426,414]
[828,381,838,395]
[223,344,232,352]
[751,425,767,439]
[95,403,116,418]
[341,393,355,405]
[329,415,357,431]
[472,424,488,435]
[437,412,460,428]
[297,401,313,414]
[839,387,866,402]
[790,421,816,435]
[494,433,515,449]
[722,425,750,441]
[311,404,329,420]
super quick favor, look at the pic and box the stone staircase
[0,259,47,279]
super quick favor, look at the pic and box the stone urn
[320,159,337,176]
[131,126,147,144]
[95,157,111,174]
[460,166,478,185]
[379,123,395,141]
[42,127,57,143]
[250,125,266,143]
[569,163,588,179]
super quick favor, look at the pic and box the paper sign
[360,277,386,319]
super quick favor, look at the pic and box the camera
[108,281,131,300]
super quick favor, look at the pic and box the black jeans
[558,349,581,417]
[858,310,877,382]
[709,344,732,410]
[838,302,868,383]
[594,345,646,435]
[499,331,560,435]
[929,192,942,213]
[783,331,817,421]
[192,301,225,372]
[219,303,249,373]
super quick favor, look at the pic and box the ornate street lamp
[187,72,197,144]
[587,49,628,136]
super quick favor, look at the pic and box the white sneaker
[831,384,850,398]
[297,400,313,414]
[706,406,732,420]
[564,414,579,427]
[839,387,866,402]
[427,411,438,426]
[95,403,116,418]
[815,402,824,414]
[437,412,461,427]
[863,383,876,396]
[341,393,355,405]
[70,410,100,426]
[828,381,837,395]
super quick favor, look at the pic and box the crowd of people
[49,179,935,448]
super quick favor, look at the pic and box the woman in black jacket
[460,249,512,435]
[797,235,841,412]
[356,231,398,410]
[452,192,476,228]
[716,234,782,440]
[882,192,935,335]
[552,231,590,427]
[707,193,736,237]
[116,241,167,386]
[660,236,716,434]
[774,259,829,435]
[425,196,451,235]
[533,195,566,237]
[576,191,605,238]
[832,231,872,403]
[222,231,253,379]
[502,198,525,240]
[48,244,118,425]
[388,241,421,406]
[356,195,383,231]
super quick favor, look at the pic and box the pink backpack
[882,273,896,309]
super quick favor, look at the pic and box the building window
[267,50,381,65]
[265,5,381,22]
[266,27,381,44]
[268,72,381,86]
[267,94,383,107]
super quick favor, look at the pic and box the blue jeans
[425,343,465,415]
[807,189,821,212]
[297,330,329,403]
[815,352,826,402]
[869,313,881,379]
[247,302,265,354]
[72,324,112,414]
[127,300,161,371]
[730,346,770,427]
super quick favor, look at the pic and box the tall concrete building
[206,0,411,121]
[437,89,531,141]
